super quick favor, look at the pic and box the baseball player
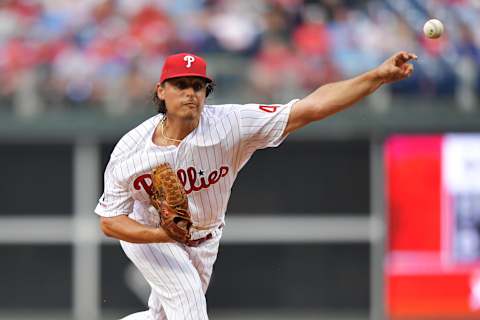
[95,51,416,319]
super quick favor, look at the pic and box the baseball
[423,19,444,39]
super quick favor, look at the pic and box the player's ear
[156,82,165,100]
[206,81,215,98]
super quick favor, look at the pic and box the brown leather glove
[150,163,192,243]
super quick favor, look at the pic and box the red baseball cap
[159,53,212,83]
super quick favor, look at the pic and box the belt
[186,223,224,247]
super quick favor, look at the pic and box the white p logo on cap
[184,55,195,68]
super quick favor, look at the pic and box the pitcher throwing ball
[95,51,416,319]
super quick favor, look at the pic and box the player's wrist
[153,226,174,243]
[368,67,385,84]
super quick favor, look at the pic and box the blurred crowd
[0,0,479,116]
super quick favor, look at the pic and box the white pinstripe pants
[119,230,222,320]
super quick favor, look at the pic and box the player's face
[157,77,207,120]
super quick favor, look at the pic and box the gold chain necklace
[160,117,183,143]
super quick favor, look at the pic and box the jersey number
[259,105,278,113]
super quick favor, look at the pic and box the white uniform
[95,99,297,320]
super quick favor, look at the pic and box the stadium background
[0,0,479,319]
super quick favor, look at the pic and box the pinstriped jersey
[94,99,297,238]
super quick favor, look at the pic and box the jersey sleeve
[236,99,298,150]
[94,160,133,217]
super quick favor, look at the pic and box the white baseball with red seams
[95,99,298,319]
[423,19,444,39]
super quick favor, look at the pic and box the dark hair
[153,80,216,114]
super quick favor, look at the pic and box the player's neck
[156,116,199,146]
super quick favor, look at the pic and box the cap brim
[161,73,213,83]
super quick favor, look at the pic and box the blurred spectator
[293,4,330,57]
[262,2,298,42]
[205,1,263,55]
[0,0,478,116]
[248,35,301,102]
[455,22,479,112]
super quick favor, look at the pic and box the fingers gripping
[402,63,414,77]
[394,51,418,66]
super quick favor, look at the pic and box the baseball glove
[150,163,192,244]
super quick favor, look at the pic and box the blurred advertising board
[385,134,480,318]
